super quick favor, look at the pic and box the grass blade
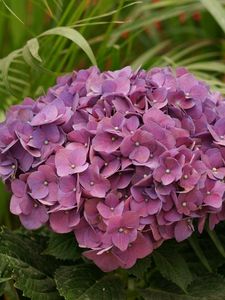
[39,26,97,66]
[201,0,225,34]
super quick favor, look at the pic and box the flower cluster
[1,66,225,272]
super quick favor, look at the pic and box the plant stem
[3,281,19,300]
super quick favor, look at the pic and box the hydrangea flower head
[1,66,225,272]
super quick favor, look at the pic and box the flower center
[185,92,190,99]
[114,126,119,130]
[44,181,48,186]
[183,174,188,179]
[135,141,140,147]
[206,191,211,195]
[165,169,171,174]
[90,181,95,186]
[182,201,187,207]
[118,227,124,233]
[111,136,116,142]
[44,140,49,145]
[212,167,217,172]
[73,188,76,192]
[71,164,76,169]
[11,164,16,170]
[110,207,114,211]
[220,135,224,140]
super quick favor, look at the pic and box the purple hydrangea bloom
[105,211,139,251]
[1,66,225,272]
[55,147,88,176]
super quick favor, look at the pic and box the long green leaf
[1,50,22,96]
[27,38,42,62]
[200,0,225,34]
[39,27,97,66]
[131,41,170,70]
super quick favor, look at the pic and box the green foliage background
[0,0,225,299]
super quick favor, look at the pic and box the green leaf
[1,49,22,96]
[127,255,152,279]
[188,235,212,272]
[207,228,225,258]
[39,27,97,66]
[27,38,42,62]
[140,287,196,300]
[187,62,225,73]
[141,274,225,300]
[0,0,24,25]
[22,41,53,75]
[43,232,81,261]
[189,274,225,299]
[200,0,225,34]
[131,41,170,70]
[153,249,193,292]
[0,227,62,300]
[55,265,126,300]
[0,283,6,296]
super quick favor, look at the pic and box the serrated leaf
[0,227,62,300]
[153,249,193,292]
[140,287,197,300]
[43,232,81,261]
[141,274,225,300]
[55,265,126,300]
[189,274,225,300]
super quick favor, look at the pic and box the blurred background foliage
[0,0,224,228]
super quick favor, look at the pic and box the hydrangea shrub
[1,66,225,272]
